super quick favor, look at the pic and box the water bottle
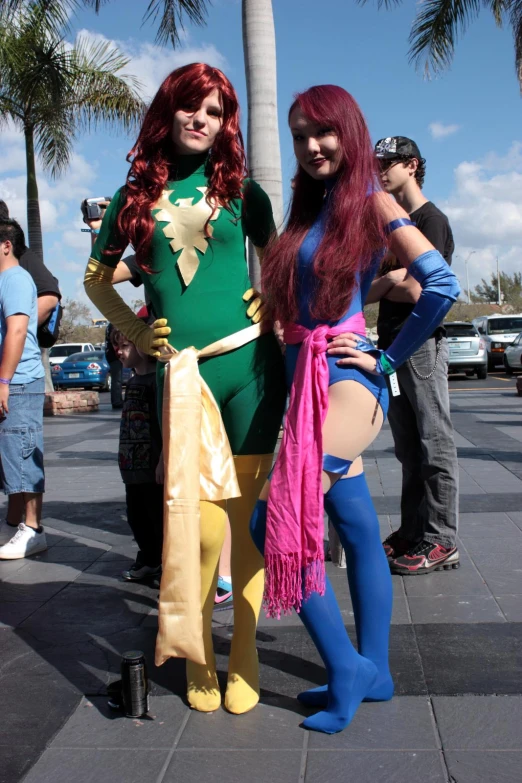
[121,650,149,717]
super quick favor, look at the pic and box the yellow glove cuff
[84,258,154,355]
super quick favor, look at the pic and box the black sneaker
[390,540,460,575]
[122,554,161,582]
[382,531,413,560]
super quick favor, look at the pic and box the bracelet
[376,353,395,376]
[0,378,10,385]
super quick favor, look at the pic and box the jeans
[109,359,123,407]
[386,337,458,548]
[0,377,45,494]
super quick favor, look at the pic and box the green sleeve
[90,187,128,268]
[242,179,275,248]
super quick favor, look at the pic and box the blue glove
[375,250,461,374]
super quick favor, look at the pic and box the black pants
[125,482,163,567]
[109,359,123,407]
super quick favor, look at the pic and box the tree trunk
[24,124,44,259]
[242,0,283,286]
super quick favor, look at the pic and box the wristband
[375,353,395,376]
[0,378,11,385]
[384,218,415,235]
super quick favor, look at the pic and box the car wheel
[476,366,488,380]
[504,356,514,377]
[465,370,474,377]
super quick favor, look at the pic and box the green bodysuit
[91,154,286,455]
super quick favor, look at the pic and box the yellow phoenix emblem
[153,186,220,287]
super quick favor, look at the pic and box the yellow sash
[155,321,272,666]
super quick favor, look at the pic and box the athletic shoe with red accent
[382,531,413,560]
[390,541,460,575]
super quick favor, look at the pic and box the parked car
[472,315,522,370]
[48,343,95,365]
[446,322,487,379]
[503,332,522,376]
[52,351,110,390]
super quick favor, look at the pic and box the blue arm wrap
[384,218,415,235]
[375,249,461,374]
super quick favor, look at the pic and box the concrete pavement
[1,379,522,783]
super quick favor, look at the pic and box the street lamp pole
[464,251,476,304]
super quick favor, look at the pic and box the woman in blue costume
[249,85,460,734]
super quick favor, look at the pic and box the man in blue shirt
[0,219,47,559]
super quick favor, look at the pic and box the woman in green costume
[84,63,286,714]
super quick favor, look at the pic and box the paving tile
[22,748,169,783]
[305,750,446,782]
[51,696,187,749]
[414,623,522,695]
[407,595,505,623]
[496,595,522,621]
[402,556,491,598]
[34,545,106,563]
[507,511,522,531]
[3,560,87,585]
[476,568,522,596]
[433,696,522,749]
[0,600,45,627]
[0,744,35,783]
[308,696,438,749]
[164,750,303,783]
[445,751,522,783]
[179,702,304,749]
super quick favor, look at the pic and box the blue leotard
[285,197,389,418]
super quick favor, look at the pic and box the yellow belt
[155,320,272,666]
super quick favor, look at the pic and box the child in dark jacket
[112,328,163,581]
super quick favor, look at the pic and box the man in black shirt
[367,137,459,575]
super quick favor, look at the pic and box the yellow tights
[186,454,270,714]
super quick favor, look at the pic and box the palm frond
[510,0,522,87]
[0,0,80,37]
[356,0,402,11]
[143,0,210,47]
[34,111,75,176]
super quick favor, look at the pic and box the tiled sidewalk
[1,386,522,783]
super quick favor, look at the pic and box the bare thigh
[259,379,384,500]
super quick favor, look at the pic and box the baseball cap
[375,136,423,162]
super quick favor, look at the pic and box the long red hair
[115,63,247,271]
[261,85,386,323]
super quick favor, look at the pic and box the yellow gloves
[84,259,168,356]
[243,288,268,324]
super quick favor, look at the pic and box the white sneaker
[0,519,20,545]
[0,522,47,560]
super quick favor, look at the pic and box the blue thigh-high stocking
[298,473,394,707]
[249,499,378,735]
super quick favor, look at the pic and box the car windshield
[446,324,477,338]
[487,318,522,335]
[49,345,83,358]
[66,352,104,363]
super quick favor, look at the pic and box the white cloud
[429,122,461,140]
[441,142,522,293]
[74,29,228,102]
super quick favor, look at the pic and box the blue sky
[1,0,521,310]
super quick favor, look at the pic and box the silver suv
[472,314,522,370]
[446,322,487,379]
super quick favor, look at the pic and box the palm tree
[407,0,522,86]
[242,0,283,284]
[0,0,145,255]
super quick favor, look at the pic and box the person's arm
[365,275,397,305]
[84,189,167,355]
[328,193,460,373]
[37,294,59,326]
[242,180,277,323]
[0,272,34,414]
[382,269,422,304]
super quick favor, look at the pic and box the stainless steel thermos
[121,650,149,717]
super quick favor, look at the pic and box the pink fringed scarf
[264,311,367,618]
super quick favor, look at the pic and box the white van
[472,315,522,370]
[48,343,95,365]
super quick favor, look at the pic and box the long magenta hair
[261,85,386,323]
[116,63,247,271]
